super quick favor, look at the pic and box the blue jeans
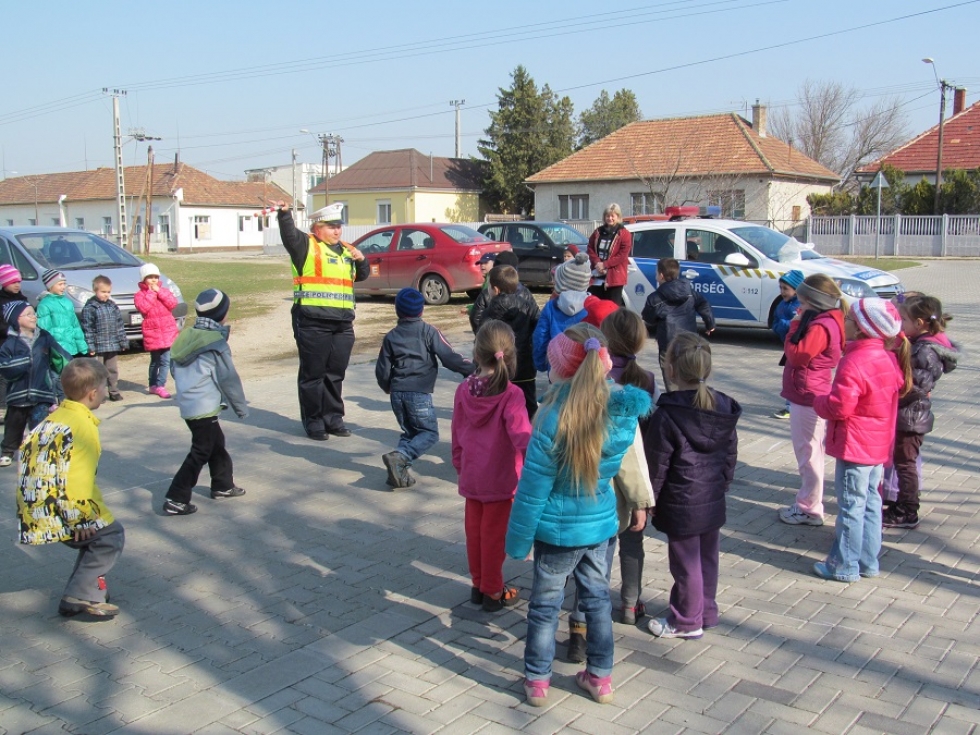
[569,537,616,624]
[149,349,171,388]
[525,540,613,681]
[390,391,438,463]
[825,460,883,582]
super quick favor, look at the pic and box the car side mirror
[724,252,753,267]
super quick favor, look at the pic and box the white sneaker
[0,455,12,467]
[778,504,824,526]
[648,617,702,639]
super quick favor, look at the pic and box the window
[791,205,802,222]
[193,215,211,240]
[357,229,395,255]
[630,192,662,216]
[75,217,84,229]
[5,220,12,227]
[707,189,745,219]
[134,216,142,235]
[102,217,113,235]
[558,194,589,220]
[335,201,349,224]
[158,214,170,239]
[238,215,250,232]
[28,218,37,226]
[684,228,754,265]
[377,200,392,225]
[631,229,676,259]
[258,216,266,232]
[52,218,60,226]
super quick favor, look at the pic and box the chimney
[751,99,767,138]
[953,87,967,116]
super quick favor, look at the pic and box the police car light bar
[664,205,722,221]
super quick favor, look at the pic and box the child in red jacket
[812,299,911,583]
[134,263,179,399]
[452,320,531,612]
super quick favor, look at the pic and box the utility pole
[291,149,298,214]
[934,80,951,215]
[104,88,129,250]
[317,134,344,202]
[143,146,154,255]
[449,100,465,157]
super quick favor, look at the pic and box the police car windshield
[729,226,824,262]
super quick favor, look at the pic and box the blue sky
[3,0,978,181]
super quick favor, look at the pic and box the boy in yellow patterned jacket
[17,358,124,618]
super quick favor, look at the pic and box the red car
[353,223,511,305]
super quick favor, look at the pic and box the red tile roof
[527,113,840,184]
[310,149,484,193]
[858,100,980,175]
[0,164,291,208]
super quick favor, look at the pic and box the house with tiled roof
[0,162,292,252]
[526,105,839,230]
[309,149,486,225]
[857,89,978,185]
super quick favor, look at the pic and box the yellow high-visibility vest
[292,235,355,313]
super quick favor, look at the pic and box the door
[507,224,554,286]
[357,228,397,290]
[386,227,435,291]
[681,227,760,323]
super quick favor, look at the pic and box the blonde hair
[601,308,653,392]
[61,358,108,400]
[604,203,623,220]
[665,332,715,411]
[472,319,516,397]
[891,335,913,398]
[539,323,610,494]
[800,273,848,316]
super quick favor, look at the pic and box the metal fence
[808,215,980,257]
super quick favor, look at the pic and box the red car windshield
[441,225,493,244]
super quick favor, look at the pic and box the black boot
[566,621,587,663]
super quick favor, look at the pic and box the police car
[624,208,904,328]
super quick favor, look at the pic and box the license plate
[130,313,143,326]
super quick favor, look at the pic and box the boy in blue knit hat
[771,269,803,419]
[376,288,474,489]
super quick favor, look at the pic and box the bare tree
[769,80,909,184]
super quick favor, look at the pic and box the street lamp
[869,170,889,260]
[922,58,952,215]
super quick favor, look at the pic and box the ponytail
[891,334,913,397]
[473,320,517,397]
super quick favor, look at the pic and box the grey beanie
[553,252,592,293]
[796,281,840,312]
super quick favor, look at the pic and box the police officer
[276,201,369,440]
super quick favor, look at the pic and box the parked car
[476,221,590,287]
[0,226,186,344]
[352,224,511,305]
[623,217,905,329]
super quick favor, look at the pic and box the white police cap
[311,202,344,224]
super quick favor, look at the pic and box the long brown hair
[665,332,715,411]
[539,323,610,495]
[473,320,516,397]
[601,308,653,392]
[901,294,952,336]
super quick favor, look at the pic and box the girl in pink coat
[452,319,532,612]
[812,299,911,583]
[134,263,179,399]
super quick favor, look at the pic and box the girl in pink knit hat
[812,298,912,583]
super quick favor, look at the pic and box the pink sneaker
[523,678,549,707]
[150,386,172,399]
[576,670,614,704]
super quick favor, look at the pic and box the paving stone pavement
[1,259,978,734]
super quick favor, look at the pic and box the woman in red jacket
[812,299,911,583]
[587,204,632,306]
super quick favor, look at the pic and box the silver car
[0,227,186,344]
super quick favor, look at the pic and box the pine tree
[578,89,643,148]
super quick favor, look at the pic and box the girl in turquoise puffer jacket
[505,323,650,709]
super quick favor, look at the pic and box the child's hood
[918,332,961,374]
[556,290,588,316]
[171,325,228,365]
[608,382,653,420]
[656,277,694,305]
[654,390,740,453]
[456,383,518,428]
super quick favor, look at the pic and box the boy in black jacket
[376,288,474,489]
[641,258,715,391]
[484,265,540,419]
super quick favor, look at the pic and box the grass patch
[834,257,921,271]
[151,255,291,320]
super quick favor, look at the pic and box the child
[0,302,71,467]
[452,320,531,611]
[17,358,123,617]
[462,252,496,319]
[771,269,803,419]
[36,269,88,357]
[643,332,740,639]
[812,299,911,582]
[0,264,28,422]
[162,289,249,516]
[484,265,540,419]
[506,323,651,707]
[470,250,521,333]
[641,258,715,391]
[81,275,129,402]
[777,274,846,527]
[376,287,474,489]
[884,295,960,529]
[532,253,591,374]
[134,263,179,399]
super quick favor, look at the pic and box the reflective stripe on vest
[292,235,355,308]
